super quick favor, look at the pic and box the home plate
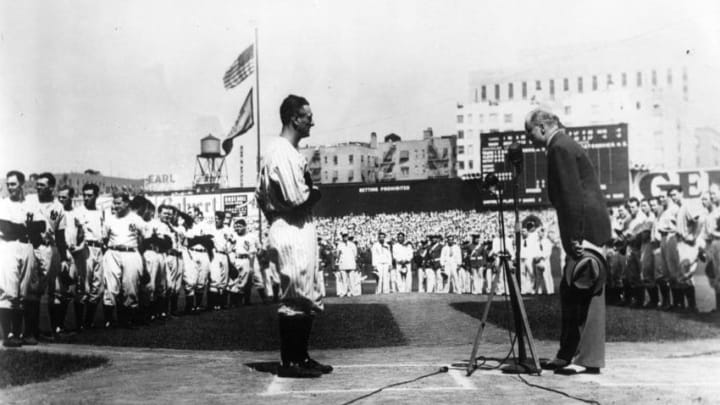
[261,363,475,396]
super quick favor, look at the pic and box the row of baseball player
[326,225,557,296]
[0,170,273,347]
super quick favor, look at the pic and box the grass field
[53,289,720,352]
[0,350,107,388]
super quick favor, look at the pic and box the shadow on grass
[0,350,108,388]
[64,303,406,351]
[451,295,720,342]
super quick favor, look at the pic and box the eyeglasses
[82,193,95,198]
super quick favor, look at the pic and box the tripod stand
[465,172,541,376]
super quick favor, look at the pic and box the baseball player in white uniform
[183,208,213,313]
[209,211,233,310]
[371,232,392,294]
[0,171,42,347]
[440,236,462,293]
[255,94,331,378]
[57,185,87,331]
[75,183,105,328]
[102,192,146,328]
[157,205,184,316]
[392,232,413,293]
[27,173,70,340]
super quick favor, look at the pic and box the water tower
[193,134,228,192]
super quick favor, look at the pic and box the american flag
[223,44,254,89]
[222,88,254,154]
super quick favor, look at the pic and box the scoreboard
[479,123,629,207]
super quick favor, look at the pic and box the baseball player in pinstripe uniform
[76,183,105,328]
[0,171,43,347]
[256,94,331,378]
[157,205,184,316]
[57,185,86,332]
[27,172,70,340]
[102,192,146,328]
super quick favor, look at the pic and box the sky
[1,0,719,188]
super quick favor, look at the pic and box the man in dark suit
[525,109,611,375]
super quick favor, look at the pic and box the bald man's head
[525,108,562,145]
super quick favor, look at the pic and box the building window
[443,148,448,156]
[636,71,642,87]
[348,170,354,182]
[478,114,484,124]
[467,144,473,153]
[564,105,571,115]
[399,150,409,163]
[456,114,464,124]
[458,130,464,139]
[324,156,328,164]
[636,101,641,110]
[504,114,512,123]
[653,103,662,116]
[578,77,583,93]
[592,75,597,91]
[467,113,473,124]
[607,74,613,86]
[474,88,478,103]
[467,129,474,138]
[489,113,498,124]
[667,69,673,86]
[563,78,569,91]
[458,145,465,154]
[361,155,364,163]
[401,167,409,176]
[468,160,474,169]
[549,79,555,97]
[508,83,514,100]
[682,67,688,82]
[458,161,465,170]
[349,154,354,164]
[494,84,500,100]
[333,155,338,165]
[622,72,627,87]
[535,80,541,91]
[652,70,657,86]
[481,85,487,101]
[522,82,527,99]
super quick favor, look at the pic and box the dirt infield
[1,291,719,404]
[1,340,719,404]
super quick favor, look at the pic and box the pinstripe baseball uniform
[256,136,323,317]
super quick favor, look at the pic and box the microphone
[506,142,524,173]
[481,173,499,191]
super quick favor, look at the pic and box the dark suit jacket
[547,130,611,256]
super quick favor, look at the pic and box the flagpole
[254,26,262,244]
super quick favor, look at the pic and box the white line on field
[259,386,475,396]
[449,369,476,389]
[264,375,284,396]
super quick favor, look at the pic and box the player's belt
[167,249,182,257]
[189,247,207,253]
[86,240,103,248]
[108,245,137,252]
[237,253,250,259]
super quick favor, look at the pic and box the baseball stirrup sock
[11,309,23,337]
[0,309,11,339]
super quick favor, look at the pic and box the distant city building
[694,127,720,168]
[300,128,457,184]
[455,64,710,176]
